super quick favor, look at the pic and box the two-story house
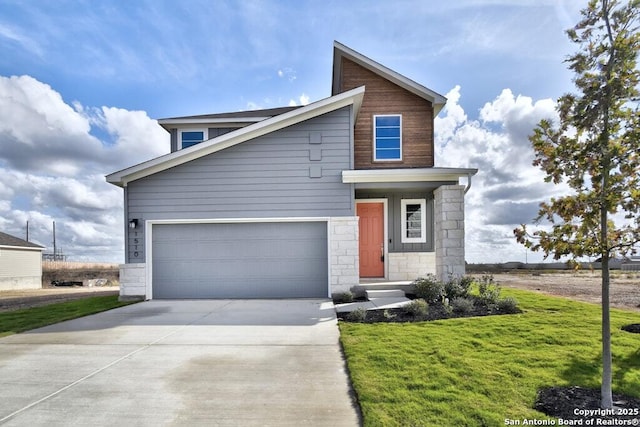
[106,41,477,300]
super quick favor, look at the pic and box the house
[106,41,477,300]
[0,231,45,290]
[622,256,640,271]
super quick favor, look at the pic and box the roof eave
[0,244,45,251]
[342,167,478,184]
[158,117,270,130]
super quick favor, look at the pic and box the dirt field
[481,271,640,312]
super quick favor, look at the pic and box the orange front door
[357,202,385,278]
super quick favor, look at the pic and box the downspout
[464,173,473,194]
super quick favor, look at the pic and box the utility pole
[53,221,56,260]
[26,220,29,242]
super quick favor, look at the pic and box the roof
[157,106,303,131]
[107,86,365,187]
[331,41,447,115]
[0,231,45,250]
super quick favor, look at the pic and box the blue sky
[0,0,586,263]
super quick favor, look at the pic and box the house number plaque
[129,228,144,261]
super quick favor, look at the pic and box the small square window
[180,130,206,149]
[374,115,402,161]
[401,199,426,243]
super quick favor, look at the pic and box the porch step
[335,289,411,313]
[352,281,413,298]
[365,289,406,299]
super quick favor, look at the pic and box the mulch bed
[535,386,640,422]
[621,323,640,334]
[337,300,520,323]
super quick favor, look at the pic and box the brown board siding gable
[339,58,434,169]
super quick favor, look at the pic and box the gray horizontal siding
[126,107,354,263]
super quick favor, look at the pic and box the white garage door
[151,222,328,298]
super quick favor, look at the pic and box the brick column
[434,185,466,283]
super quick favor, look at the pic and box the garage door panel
[152,222,328,299]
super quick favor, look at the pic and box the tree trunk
[601,217,613,408]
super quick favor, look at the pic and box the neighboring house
[0,231,45,290]
[107,41,477,300]
[622,256,640,271]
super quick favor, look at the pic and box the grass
[339,288,640,426]
[0,295,134,338]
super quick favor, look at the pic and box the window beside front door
[373,114,402,161]
[401,199,426,243]
[180,129,207,149]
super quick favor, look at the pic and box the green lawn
[339,288,640,426]
[0,295,135,338]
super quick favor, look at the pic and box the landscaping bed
[337,298,520,323]
[337,275,521,323]
[535,386,640,422]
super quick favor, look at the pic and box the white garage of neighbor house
[0,231,45,290]
[107,42,477,300]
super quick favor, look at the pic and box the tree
[514,0,640,409]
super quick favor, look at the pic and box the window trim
[401,199,427,243]
[179,129,208,150]
[373,114,402,162]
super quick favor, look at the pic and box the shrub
[383,309,396,320]
[442,298,453,316]
[458,276,474,295]
[477,275,501,305]
[497,297,519,314]
[444,276,473,299]
[346,307,367,322]
[404,299,429,317]
[334,291,353,304]
[450,297,475,314]
[412,275,444,303]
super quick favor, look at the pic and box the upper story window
[373,114,402,161]
[180,129,207,149]
[401,199,427,243]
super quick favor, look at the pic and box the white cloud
[277,67,297,82]
[435,86,567,263]
[288,93,310,106]
[0,23,44,58]
[100,107,169,168]
[0,75,169,261]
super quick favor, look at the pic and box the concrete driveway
[0,300,361,426]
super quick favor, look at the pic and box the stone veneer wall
[119,263,146,300]
[329,216,360,296]
[388,252,436,281]
[434,185,466,283]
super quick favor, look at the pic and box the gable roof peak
[332,41,447,115]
